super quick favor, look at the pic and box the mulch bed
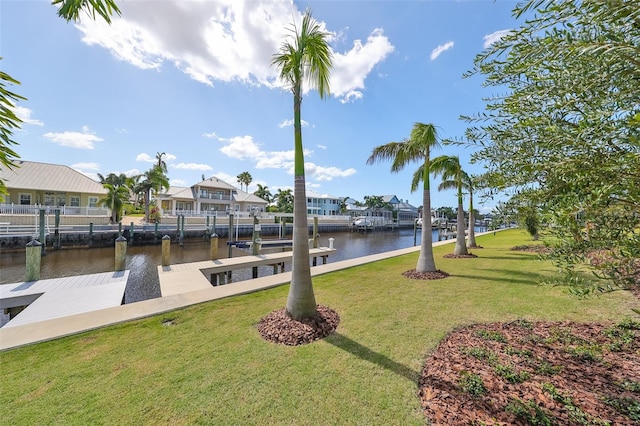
[419,320,640,425]
[258,305,340,346]
[511,244,551,254]
[402,269,450,280]
[443,253,478,259]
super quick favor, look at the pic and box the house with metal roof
[0,160,108,216]
[305,189,341,216]
[156,176,268,217]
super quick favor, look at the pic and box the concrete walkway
[0,237,463,351]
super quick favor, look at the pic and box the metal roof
[0,161,106,195]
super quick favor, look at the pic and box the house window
[88,197,98,208]
[44,192,55,205]
[57,192,67,206]
[70,196,80,207]
[19,193,31,205]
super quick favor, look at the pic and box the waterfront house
[0,160,108,216]
[156,176,268,217]
[306,190,341,216]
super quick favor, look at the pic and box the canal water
[0,228,478,304]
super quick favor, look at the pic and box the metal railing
[0,204,109,216]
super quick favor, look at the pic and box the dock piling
[26,239,42,281]
[161,235,171,266]
[115,235,127,271]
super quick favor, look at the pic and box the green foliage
[53,0,121,24]
[464,0,640,291]
[542,383,610,425]
[494,364,530,384]
[462,346,497,363]
[459,371,486,396]
[474,329,507,343]
[0,59,25,199]
[603,396,640,422]
[505,398,553,425]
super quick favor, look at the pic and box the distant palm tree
[99,183,129,223]
[236,171,252,192]
[253,183,272,204]
[430,155,469,256]
[272,9,332,320]
[155,152,168,173]
[141,165,169,222]
[368,122,442,273]
[275,188,294,213]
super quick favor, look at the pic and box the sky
[1,0,523,213]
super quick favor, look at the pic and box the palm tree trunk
[467,191,478,248]
[286,86,316,320]
[454,186,469,255]
[416,157,437,272]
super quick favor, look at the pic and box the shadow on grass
[450,270,545,286]
[325,333,419,382]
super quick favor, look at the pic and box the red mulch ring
[418,320,640,425]
[402,269,450,280]
[258,305,340,346]
[443,253,478,259]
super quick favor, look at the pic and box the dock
[158,246,336,296]
[0,271,129,328]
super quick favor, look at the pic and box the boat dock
[0,271,129,328]
[159,247,336,296]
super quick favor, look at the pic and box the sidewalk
[0,238,463,351]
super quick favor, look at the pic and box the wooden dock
[158,247,336,296]
[0,271,129,328]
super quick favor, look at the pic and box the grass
[1,229,637,424]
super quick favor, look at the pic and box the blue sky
[1,0,520,212]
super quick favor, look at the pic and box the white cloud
[304,163,357,181]
[430,41,454,60]
[71,162,100,171]
[75,1,393,101]
[12,105,44,126]
[339,90,363,104]
[218,135,263,160]
[136,153,155,163]
[483,29,512,48]
[43,129,103,149]
[171,163,213,171]
[202,131,218,138]
[331,28,394,102]
[170,179,186,186]
[317,144,327,150]
[136,152,176,163]
[278,119,309,128]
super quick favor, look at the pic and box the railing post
[54,209,61,249]
[129,222,135,246]
[26,239,42,281]
[115,235,127,271]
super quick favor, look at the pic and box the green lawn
[1,229,637,424]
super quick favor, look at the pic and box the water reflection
[0,228,470,303]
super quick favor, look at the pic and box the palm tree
[141,165,169,222]
[367,122,442,273]
[430,155,469,256]
[99,183,129,223]
[272,9,332,320]
[155,152,168,173]
[236,171,252,192]
[275,188,294,213]
[253,183,272,205]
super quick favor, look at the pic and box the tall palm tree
[275,188,294,213]
[236,171,252,192]
[272,9,332,320]
[368,122,442,273]
[99,183,129,223]
[430,155,469,256]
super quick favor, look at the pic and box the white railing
[0,204,109,216]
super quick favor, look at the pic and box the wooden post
[115,235,127,271]
[38,209,46,256]
[179,215,185,246]
[252,216,260,279]
[25,239,42,281]
[53,209,61,249]
[210,233,219,260]
[161,234,171,266]
[129,222,135,246]
[227,214,234,281]
[312,216,319,266]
